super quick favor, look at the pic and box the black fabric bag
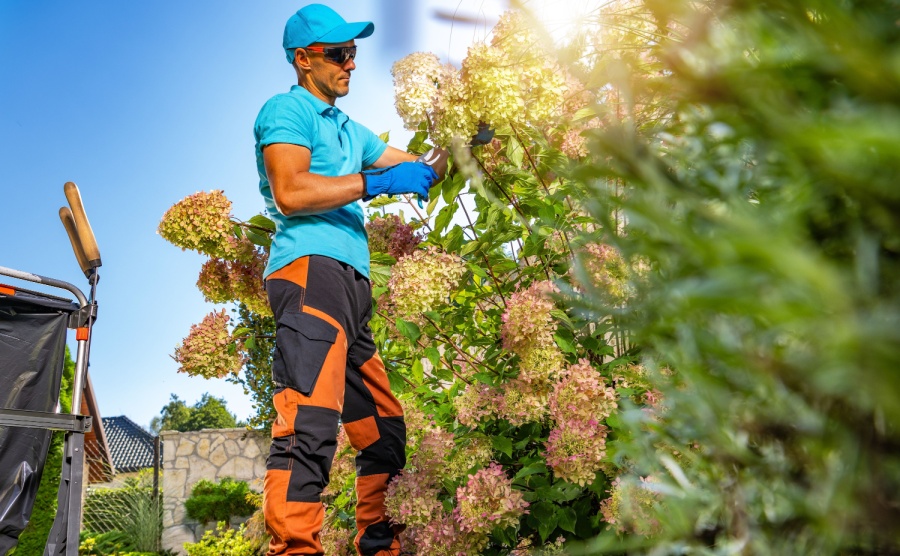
[0,287,77,555]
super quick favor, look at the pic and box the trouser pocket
[272,311,338,395]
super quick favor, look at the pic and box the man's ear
[294,48,312,71]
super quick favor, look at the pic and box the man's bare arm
[264,143,366,216]
[372,145,418,167]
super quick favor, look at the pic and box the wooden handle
[63,181,101,268]
[59,207,91,277]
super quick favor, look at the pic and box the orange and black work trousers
[264,255,406,556]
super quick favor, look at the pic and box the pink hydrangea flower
[498,377,551,426]
[501,281,558,359]
[455,462,528,534]
[405,511,488,556]
[572,243,631,305]
[196,250,270,316]
[544,418,608,486]
[173,309,244,379]
[454,382,501,427]
[158,190,252,261]
[387,247,466,321]
[385,469,443,527]
[549,359,618,425]
[366,215,423,260]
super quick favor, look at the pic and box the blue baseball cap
[283,4,374,62]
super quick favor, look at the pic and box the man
[254,4,439,555]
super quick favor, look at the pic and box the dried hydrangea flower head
[174,309,244,379]
[158,190,252,262]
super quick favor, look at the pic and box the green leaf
[367,195,399,209]
[411,358,424,383]
[491,435,513,457]
[395,319,421,343]
[434,203,458,233]
[557,506,578,533]
[442,172,467,204]
[387,370,407,391]
[378,131,390,143]
[549,481,582,502]
[553,328,577,354]
[244,228,272,248]
[248,214,276,232]
[425,190,441,216]
[424,347,441,368]
[467,262,488,278]
[492,525,517,547]
[371,286,388,301]
[444,225,465,253]
[571,106,598,123]
[406,127,429,155]
[369,264,391,287]
[549,309,574,330]
[460,240,483,257]
[492,259,518,274]
[528,501,556,539]
[515,462,548,480]
[538,511,558,542]
[521,233,545,258]
[370,252,397,266]
[507,138,525,168]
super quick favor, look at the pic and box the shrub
[184,522,258,556]
[184,477,256,525]
[79,530,135,555]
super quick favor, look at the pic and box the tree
[150,394,239,434]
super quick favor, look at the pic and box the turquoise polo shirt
[254,85,387,279]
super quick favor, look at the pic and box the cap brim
[317,21,374,44]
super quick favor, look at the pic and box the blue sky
[0,0,510,430]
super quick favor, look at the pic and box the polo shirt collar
[291,85,344,118]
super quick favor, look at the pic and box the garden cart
[0,182,102,556]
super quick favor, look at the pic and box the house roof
[81,372,116,483]
[101,415,161,473]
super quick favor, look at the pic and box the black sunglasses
[304,45,357,65]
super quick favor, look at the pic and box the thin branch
[402,195,433,232]
[420,313,499,376]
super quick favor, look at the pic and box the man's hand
[361,162,438,202]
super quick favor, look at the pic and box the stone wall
[160,428,268,554]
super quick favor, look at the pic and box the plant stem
[420,313,498,376]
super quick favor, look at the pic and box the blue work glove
[361,162,438,204]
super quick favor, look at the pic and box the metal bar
[71,339,89,415]
[0,265,87,306]
[43,431,88,555]
[0,409,91,432]
[64,432,85,556]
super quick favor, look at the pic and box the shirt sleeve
[254,95,315,150]
[358,124,389,168]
